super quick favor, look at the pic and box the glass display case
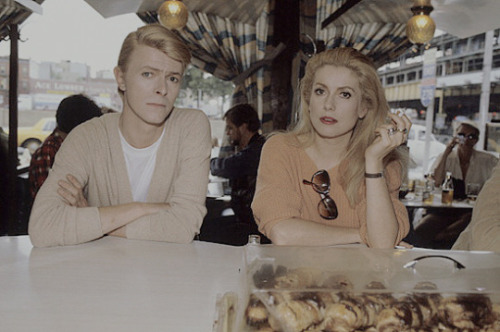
[215,245,500,332]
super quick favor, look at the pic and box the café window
[407,71,416,81]
[493,54,500,68]
[467,58,483,72]
[450,60,463,74]
[436,65,443,76]
[396,74,405,83]
[386,76,394,85]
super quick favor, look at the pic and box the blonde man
[29,24,211,247]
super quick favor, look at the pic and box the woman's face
[456,124,479,149]
[308,65,367,141]
[114,44,183,127]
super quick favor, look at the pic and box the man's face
[225,118,242,147]
[114,45,183,127]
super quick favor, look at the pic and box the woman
[252,48,411,248]
[29,24,211,247]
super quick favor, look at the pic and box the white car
[406,124,446,171]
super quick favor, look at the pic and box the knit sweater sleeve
[28,121,103,247]
[356,160,410,246]
[453,160,500,251]
[252,134,303,236]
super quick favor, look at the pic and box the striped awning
[84,0,269,25]
[315,0,413,67]
[0,0,44,41]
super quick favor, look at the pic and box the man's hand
[57,174,89,207]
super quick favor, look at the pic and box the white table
[401,195,474,209]
[0,236,245,332]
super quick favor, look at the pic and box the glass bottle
[441,171,454,205]
[422,174,435,204]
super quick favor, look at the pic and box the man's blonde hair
[116,24,191,96]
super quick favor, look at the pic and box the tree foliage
[181,65,234,99]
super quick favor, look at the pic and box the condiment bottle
[441,171,454,205]
[422,174,434,204]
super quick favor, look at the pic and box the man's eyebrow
[141,65,182,76]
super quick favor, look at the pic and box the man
[210,103,269,243]
[28,94,102,200]
[414,120,498,248]
[29,24,211,247]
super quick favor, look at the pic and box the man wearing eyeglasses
[414,120,498,249]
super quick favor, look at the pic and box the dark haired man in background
[28,94,102,199]
[210,103,269,244]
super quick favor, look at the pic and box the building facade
[378,29,500,134]
[0,57,120,112]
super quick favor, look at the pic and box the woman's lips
[320,116,337,124]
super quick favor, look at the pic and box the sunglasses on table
[302,170,338,220]
[457,133,478,140]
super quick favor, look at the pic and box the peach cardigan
[252,134,409,246]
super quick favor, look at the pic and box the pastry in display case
[214,245,500,332]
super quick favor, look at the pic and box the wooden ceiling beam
[320,0,362,29]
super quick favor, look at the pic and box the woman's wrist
[364,158,384,174]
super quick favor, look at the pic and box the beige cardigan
[453,160,500,252]
[29,109,211,247]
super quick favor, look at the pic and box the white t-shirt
[119,128,165,202]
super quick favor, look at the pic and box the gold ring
[388,127,396,135]
[397,128,408,134]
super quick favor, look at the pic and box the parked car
[6,117,56,155]
[406,124,446,171]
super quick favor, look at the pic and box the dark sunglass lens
[457,133,465,137]
[312,171,330,192]
[319,195,338,219]
[468,134,478,140]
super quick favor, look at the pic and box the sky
[0,0,144,76]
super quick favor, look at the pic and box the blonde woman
[252,48,411,248]
[29,24,211,247]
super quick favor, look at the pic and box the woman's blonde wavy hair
[290,47,403,206]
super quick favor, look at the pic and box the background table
[0,236,244,332]
[401,195,474,247]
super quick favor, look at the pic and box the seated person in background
[452,160,500,252]
[210,103,269,244]
[28,94,102,200]
[29,24,211,247]
[252,48,411,248]
[414,120,498,249]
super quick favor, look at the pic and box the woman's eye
[142,72,153,78]
[169,76,180,83]
[340,91,351,98]
[314,88,325,95]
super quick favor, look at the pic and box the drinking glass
[466,183,480,203]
